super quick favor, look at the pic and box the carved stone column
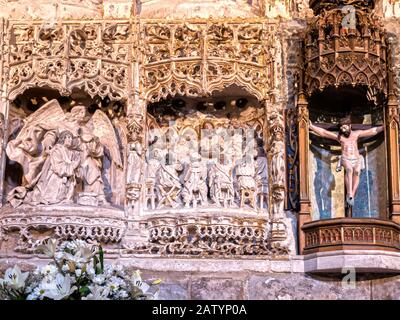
[297,89,311,254]
[267,92,287,241]
[122,24,148,248]
[0,18,9,207]
[386,39,400,222]
[386,100,400,221]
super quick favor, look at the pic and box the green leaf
[79,286,90,296]
[99,245,104,273]
[93,255,100,274]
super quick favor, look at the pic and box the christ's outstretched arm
[309,122,338,141]
[357,125,384,139]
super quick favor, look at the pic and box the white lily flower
[82,285,110,300]
[92,274,106,285]
[37,239,58,258]
[40,275,58,291]
[86,265,96,277]
[43,274,77,300]
[0,266,29,290]
[40,265,57,276]
[131,270,149,291]
[72,240,95,260]
[130,270,151,298]
[64,248,92,266]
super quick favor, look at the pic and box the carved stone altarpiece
[0,4,293,257]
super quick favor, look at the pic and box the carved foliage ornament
[309,0,376,15]
[141,21,276,102]
[0,210,125,254]
[304,7,388,96]
[128,216,289,256]
[6,21,131,101]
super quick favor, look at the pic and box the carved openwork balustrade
[302,218,400,254]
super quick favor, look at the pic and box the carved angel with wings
[6,99,123,208]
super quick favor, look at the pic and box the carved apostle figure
[256,147,269,210]
[126,114,144,185]
[270,129,285,187]
[208,153,234,208]
[235,151,257,208]
[144,148,162,210]
[181,152,208,208]
[146,148,162,184]
[227,119,244,165]
[309,117,383,208]
[156,153,183,209]
[66,105,110,206]
[30,130,81,205]
[127,137,143,184]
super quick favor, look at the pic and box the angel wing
[15,99,65,139]
[88,110,123,168]
[6,99,66,185]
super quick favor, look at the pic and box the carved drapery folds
[7,21,131,101]
[268,110,286,219]
[126,110,145,212]
[304,3,387,96]
[141,20,275,103]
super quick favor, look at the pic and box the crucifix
[309,116,384,217]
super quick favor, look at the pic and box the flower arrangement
[0,239,161,300]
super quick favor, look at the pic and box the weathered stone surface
[0,0,103,19]
[303,250,400,273]
[191,278,245,300]
[371,276,400,300]
[158,283,190,300]
[248,274,371,300]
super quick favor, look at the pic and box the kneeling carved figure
[6,99,123,208]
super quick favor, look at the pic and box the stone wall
[2,255,400,299]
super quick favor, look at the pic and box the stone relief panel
[139,0,260,19]
[0,13,291,256]
[381,0,400,18]
[144,95,269,214]
[262,0,312,19]
[0,96,127,254]
[0,0,103,20]
[138,0,312,19]
[6,99,125,208]
[103,0,134,18]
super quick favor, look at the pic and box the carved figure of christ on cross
[309,117,383,213]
